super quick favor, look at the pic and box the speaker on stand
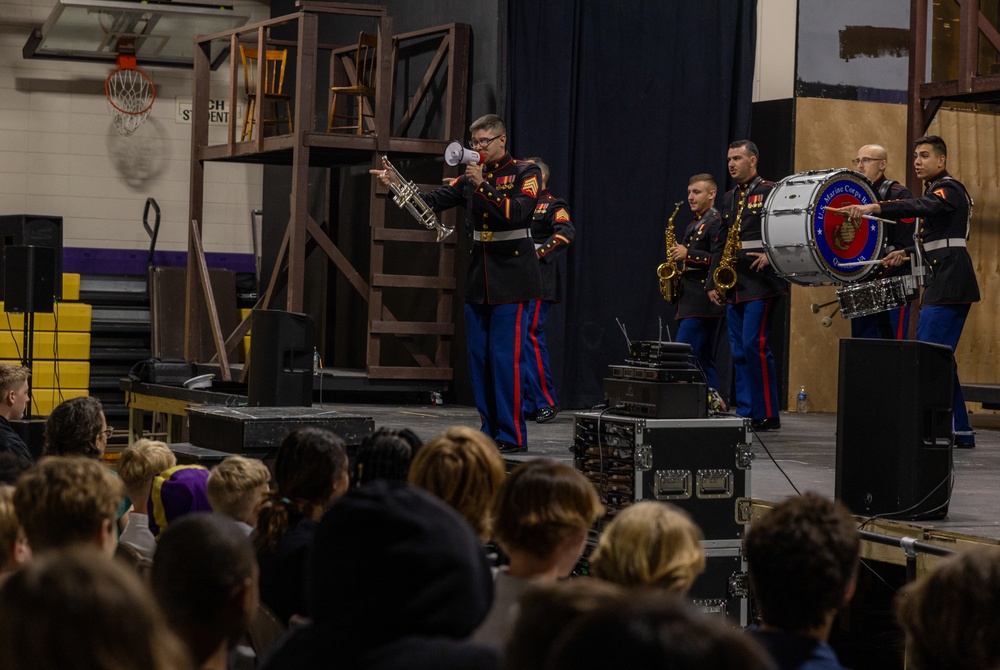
[0,215,63,301]
[3,245,56,422]
[248,310,315,407]
[835,338,954,521]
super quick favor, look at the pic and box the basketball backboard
[23,0,251,69]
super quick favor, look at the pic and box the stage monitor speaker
[0,215,63,300]
[4,246,56,314]
[835,338,954,521]
[248,309,314,407]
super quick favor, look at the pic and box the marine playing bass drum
[761,168,883,285]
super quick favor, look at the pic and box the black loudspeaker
[4,246,56,314]
[835,339,954,520]
[0,215,63,300]
[248,309,314,407]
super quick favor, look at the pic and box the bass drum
[762,169,882,286]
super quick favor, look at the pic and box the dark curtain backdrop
[506,0,758,409]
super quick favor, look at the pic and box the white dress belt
[923,238,966,251]
[472,229,530,242]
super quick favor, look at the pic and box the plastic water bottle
[796,386,808,413]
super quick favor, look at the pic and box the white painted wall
[755,0,798,102]
[0,0,269,255]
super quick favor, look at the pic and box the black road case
[573,412,753,541]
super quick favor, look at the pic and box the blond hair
[0,485,20,572]
[408,426,506,541]
[117,439,177,490]
[591,502,706,594]
[207,456,271,523]
[0,365,29,397]
[14,456,123,553]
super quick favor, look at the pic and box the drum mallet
[810,299,838,314]
[822,206,895,225]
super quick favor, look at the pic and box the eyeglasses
[468,135,502,149]
[101,428,114,439]
[851,157,882,167]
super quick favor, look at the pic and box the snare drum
[836,275,916,319]
[762,169,882,285]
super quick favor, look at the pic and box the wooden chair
[244,602,287,658]
[239,44,293,141]
[327,33,378,135]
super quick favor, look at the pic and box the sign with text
[175,98,243,126]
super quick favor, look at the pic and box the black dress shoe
[955,440,976,449]
[523,410,538,421]
[496,440,528,454]
[751,417,781,432]
[535,406,559,423]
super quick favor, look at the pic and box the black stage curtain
[506,0,758,409]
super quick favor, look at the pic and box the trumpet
[656,201,684,303]
[713,196,745,300]
[381,157,454,242]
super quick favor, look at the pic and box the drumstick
[837,257,910,268]
[823,206,895,225]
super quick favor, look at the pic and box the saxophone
[713,195,745,300]
[656,201,684,303]
[381,156,454,242]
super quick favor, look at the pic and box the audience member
[254,427,349,625]
[43,395,110,457]
[504,578,623,670]
[546,595,776,670]
[744,492,859,670]
[0,546,191,670]
[0,484,29,584]
[471,459,603,647]
[0,364,32,463]
[0,451,31,485]
[408,425,506,542]
[590,501,705,594]
[260,481,500,670]
[353,427,422,486]
[152,513,259,670]
[43,396,130,528]
[896,545,1000,670]
[117,438,177,558]
[14,455,123,556]
[148,465,213,537]
[207,455,271,535]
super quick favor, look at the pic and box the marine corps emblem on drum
[761,169,882,285]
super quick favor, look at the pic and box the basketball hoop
[105,53,155,136]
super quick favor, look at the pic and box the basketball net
[105,53,156,135]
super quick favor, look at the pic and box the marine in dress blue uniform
[843,135,980,448]
[707,141,787,431]
[670,174,724,391]
[521,157,573,424]
[374,115,541,452]
[849,145,915,340]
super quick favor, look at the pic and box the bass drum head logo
[814,176,881,282]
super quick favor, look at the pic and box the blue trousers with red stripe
[676,316,721,391]
[917,303,973,444]
[465,301,530,446]
[727,297,780,420]
[850,303,912,340]
[522,299,559,414]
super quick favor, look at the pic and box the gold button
[487,174,493,178]
[514,251,519,256]
[484,223,489,229]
